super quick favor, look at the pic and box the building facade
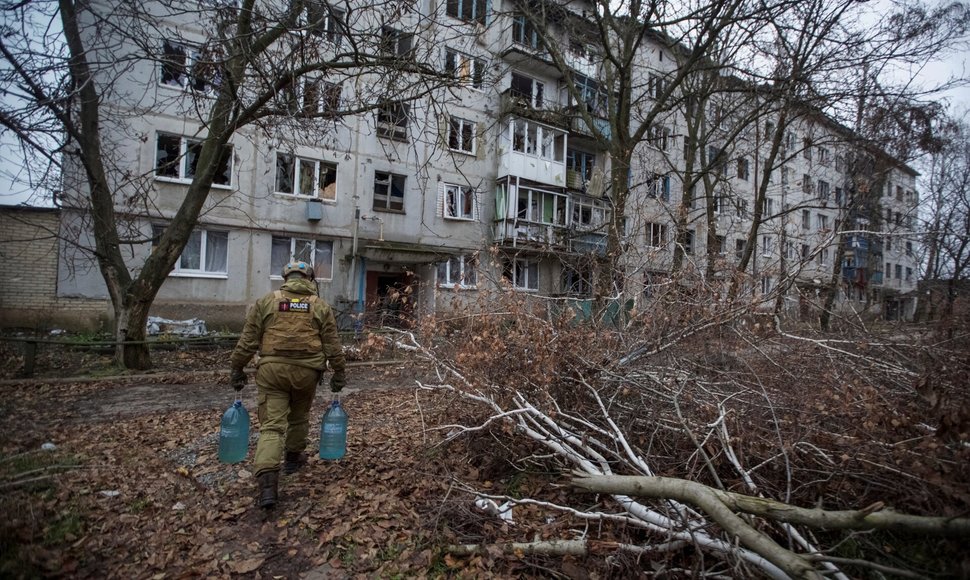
[52,0,920,332]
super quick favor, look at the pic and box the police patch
[279,301,311,312]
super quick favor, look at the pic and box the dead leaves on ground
[0,379,544,579]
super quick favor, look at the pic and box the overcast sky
[0,3,967,208]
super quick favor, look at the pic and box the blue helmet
[282,260,315,280]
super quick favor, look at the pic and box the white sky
[0,2,967,207]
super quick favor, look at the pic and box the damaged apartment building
[51,0,921,331]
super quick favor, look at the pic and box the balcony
[499,89,568,128]
[494,219,563,248]
[570,112,611,141]
[494,178,611,252]
[496,117,567,185]
[499,38,561,78]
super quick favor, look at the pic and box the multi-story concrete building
[51,0,920,331]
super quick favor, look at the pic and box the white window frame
[648,124,670,151]
[510,119,565,162]
[570,197,607,229]
[153,225,229,278]
[817,214,829,230]
[647,173,670,201]
[270,235,334,281]
[510,72,544,108]
[159,39,219,94]
[646,222,668,248]
[648,73,665,99]
[283,78,340,116]
[275,153,337,200]
[448,117,477,154]
[737,157,750,181]
[446,0,487,25]
[154,133,232,188]
[381,26,414,56]
[445,49,486,89]
[505,257,539,291]
[761,235,774,257]
[445,184,476,220]
[817,179,830,201]
[437,255,478,289]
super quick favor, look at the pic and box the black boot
[257,471,279,509]
[283,451,306,475]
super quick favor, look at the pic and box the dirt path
[44,361,437,423]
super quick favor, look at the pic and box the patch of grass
[503,471,527,499]
[44,508,83,545]
[83,363,128,378]
[128,497,152,514]
[336,540,358,568]
[377,542,405,563]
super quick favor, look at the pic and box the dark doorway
[885,299,900,321]
[365,270,415,328]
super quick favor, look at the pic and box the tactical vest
[260,290,324,357]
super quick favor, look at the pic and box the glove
[230,368,247,391]
[330,371,346,393]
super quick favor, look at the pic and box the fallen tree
[394,287,970,578]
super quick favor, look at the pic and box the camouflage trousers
[252,362,320,476]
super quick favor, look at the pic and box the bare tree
[0,0,455,368]
[918,116,970,321]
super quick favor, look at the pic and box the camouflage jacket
[230,277,346,375]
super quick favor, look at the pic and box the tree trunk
[571,474,970,537]
[115,288,154,370]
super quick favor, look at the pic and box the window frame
[645,222,668,248]
[510,118,565,162]
[445,49,486,89]
[437,254,478,289]
[380,26,414,56]
[737,157,750,181]
[376,102,410,141]
[275,153,337,201]
[504,257,539,291]
[448,117,477,154]
[444,184,476,220]
[154,133,232,188]
[306,3,345,44]
[446,0,487,24]
[646,173,671,202]
[510,72,544,108]
[269,235,334,281]
[160,39,220,94]
[373,171,406,212]
[511,13,539,49]
[153,225,229,278]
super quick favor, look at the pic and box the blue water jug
[218,398,250,464]
[319,398,348,460]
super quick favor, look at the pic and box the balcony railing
[499,89,568,128]
[493,219,563,248]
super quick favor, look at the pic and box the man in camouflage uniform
[230,260,347,509]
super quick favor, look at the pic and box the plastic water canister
[319,400,348,460]
[218,400,250,464]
